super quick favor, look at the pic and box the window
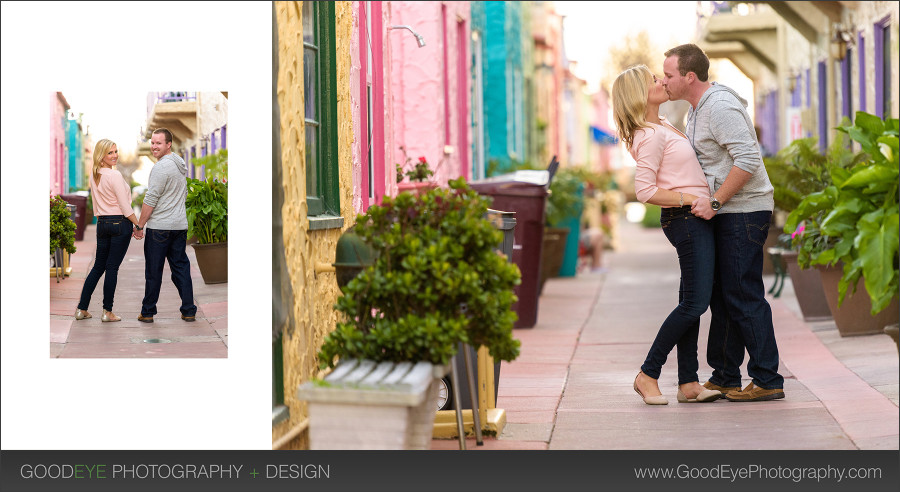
[874,17,892,119]
[818,61,827,151]
[304,1,339,217]
[858,32,866,113]
[357,1,385,210]
[471,30,485,180]
[841,47,852,120]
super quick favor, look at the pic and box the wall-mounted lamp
[390,25,426,48]
[831,24,853,61]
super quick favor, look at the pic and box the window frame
[305,1,340,218]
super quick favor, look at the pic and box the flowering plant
[785,111,899,314]
[185,177,228,244]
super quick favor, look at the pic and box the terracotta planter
[817,263,899,337]
[191,242,228,284]
[397,182,437,196]
[539,227,569,295]
[782,251,832,321]
[885,324,900,354]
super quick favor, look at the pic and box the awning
[590,126,618,145]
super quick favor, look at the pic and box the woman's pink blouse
[91,168,134,217]
[630,117,710,206]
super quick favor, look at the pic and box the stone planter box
[298,360,448,450]
[782,251,832,321]
[817,263,900,337]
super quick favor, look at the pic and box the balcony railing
[156,92,197,103]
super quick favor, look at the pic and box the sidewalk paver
[49,224,227,358]
[433,218,899,451]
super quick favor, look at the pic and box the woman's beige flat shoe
[634,373,668,405]
[677,388,722,403]
[101,310,121,322]
[74,309,92,320]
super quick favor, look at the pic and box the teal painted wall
[66,119,83,191]
[483,1,524,176]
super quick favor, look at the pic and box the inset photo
[50,91,229,358]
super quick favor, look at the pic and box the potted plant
[765,129,865,321]
[396,150,437,196]
[300,178,521,449]
[185,151,228,284]
[785,111,899,336]
[50,194,77,278]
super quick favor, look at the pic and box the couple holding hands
[73,128,197,324]
[612,44,785,404]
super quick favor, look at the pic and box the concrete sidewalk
[49,224,228,358]
[432,219,899,450]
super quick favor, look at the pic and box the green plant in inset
[185,177,228,244]
[785,111,899,314]
[317,178,522,369]
[50,194,76,255]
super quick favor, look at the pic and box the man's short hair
[664,44,710,82]
[152,128,173,144]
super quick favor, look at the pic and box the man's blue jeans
[707,211,784,389]
[78,215,133,312]
[641,206,715,385]
[141,229,197,318]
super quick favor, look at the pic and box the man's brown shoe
[137,314,154,323]
[724,382,785,402]
[703,381,741,395]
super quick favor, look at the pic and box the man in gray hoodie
[134,128,197,323]
[662,44,784,402]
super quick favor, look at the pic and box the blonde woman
[74,139,142,322]
[612,65,720,405]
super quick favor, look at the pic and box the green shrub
[317,178,522,368]
[50,194,77,255]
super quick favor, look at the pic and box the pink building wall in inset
[50,92,70,196]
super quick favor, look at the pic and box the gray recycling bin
[439,209,516,411]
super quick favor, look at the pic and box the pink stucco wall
[390,1,470,190]
[50,92,68,196]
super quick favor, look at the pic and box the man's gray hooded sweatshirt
[686,82,774,213]
[143,152,189,230]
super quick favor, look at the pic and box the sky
[554,0,754,119]
[62,89,148,159]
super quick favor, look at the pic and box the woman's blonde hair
[92,139,116,186]
[612,64,654,151]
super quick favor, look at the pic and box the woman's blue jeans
[641,206,715,384]
[77,215,133,312]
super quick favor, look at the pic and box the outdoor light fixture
[831,24,853,61]
[390,25,426,47]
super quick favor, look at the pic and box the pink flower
[791,223,805,239]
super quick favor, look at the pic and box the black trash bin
[470,170,552,329]
[437,209,517,412]
[60,194,88,242]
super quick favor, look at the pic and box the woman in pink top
[75,139,143,322]
[612,65,721,405]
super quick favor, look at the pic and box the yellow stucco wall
[274,0,356,450]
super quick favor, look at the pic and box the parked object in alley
[470,159,556,328]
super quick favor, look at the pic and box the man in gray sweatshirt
[134,128,197,323]
[662,44,784,402]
